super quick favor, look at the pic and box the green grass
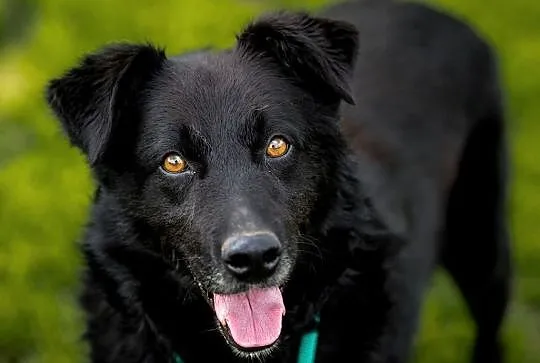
[0,0,538,362]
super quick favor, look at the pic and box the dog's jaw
[169,243,294,356]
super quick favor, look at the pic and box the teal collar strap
[173,315,320,363]
[296,314,320,363]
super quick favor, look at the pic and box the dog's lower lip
[219,316,227,327]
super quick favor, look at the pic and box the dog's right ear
[236,12,359,105]
[46,43,166,165]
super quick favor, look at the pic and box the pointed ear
[236,11,359,105]
[46,43,166,164]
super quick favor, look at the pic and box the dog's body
[47,1,511,362]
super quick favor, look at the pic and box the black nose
[222,233,282,281]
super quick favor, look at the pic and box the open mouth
[200,285,285,352]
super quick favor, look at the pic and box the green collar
[173,315,320,363]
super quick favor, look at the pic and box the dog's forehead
[144,51,281,131]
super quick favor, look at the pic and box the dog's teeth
[219,317,227,327]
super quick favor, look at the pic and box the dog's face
[47,12,358,355]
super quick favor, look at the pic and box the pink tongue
[213,287,285,348]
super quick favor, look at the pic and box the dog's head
[47,12,358,355]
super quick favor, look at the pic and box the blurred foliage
[0,0,538,362]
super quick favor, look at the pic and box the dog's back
[323,0,497,236]
[322,1,511,361]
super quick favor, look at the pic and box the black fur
[46,1,511,362]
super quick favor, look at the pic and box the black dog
[46,1,511,362]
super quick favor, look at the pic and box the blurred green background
[0,0,538,362]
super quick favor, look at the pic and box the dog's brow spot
[228,203,263,232]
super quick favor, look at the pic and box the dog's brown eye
[266,137,289,158]
[162,153,187,173]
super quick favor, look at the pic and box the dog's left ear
[46,43,166,165]
[236,12,359,105]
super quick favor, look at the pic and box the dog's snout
[221,233,282,281]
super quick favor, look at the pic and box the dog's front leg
[81,245,182,363]
[313,262,394,363]
[82,277,174,363]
